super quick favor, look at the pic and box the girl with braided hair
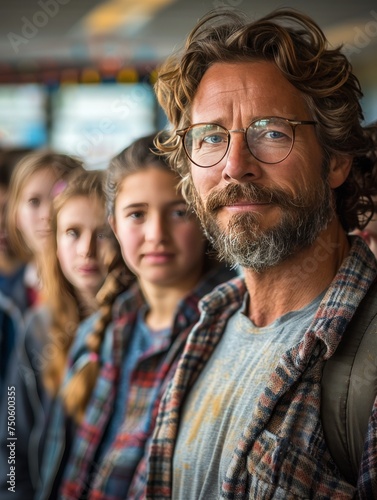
[0,167,117,499]
[37,133,237,500]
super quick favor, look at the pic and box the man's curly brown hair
[154,8,377,231]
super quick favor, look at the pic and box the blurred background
[1,0,377,168]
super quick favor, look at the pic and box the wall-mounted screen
[50,83,157,169]
[0,84,48,148]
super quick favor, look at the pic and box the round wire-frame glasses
[176,116,317,168]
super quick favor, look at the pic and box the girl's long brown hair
[41,168,115,396]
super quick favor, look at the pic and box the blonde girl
[40,168,118,394]
[0,168,116,499]
[6,150,83,307]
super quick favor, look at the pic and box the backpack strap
[321,280,377,484]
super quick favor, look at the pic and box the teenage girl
[0,168,116,499]
[37,133,236,500]
[6,150,83,307]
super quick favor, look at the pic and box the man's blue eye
[203,134,225,145]
[265,130,285,140]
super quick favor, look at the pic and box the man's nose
[221,131,262,183]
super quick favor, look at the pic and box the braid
[61,253,133,423]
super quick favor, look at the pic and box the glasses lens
[246,118,294,164]
[184,124,229,167]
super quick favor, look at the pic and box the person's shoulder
[0,289,12,308]
[0,290,22,323]
[22,304,51,348]
[69,311,101,359]
[24,303,50,325]
[112,282,144,318]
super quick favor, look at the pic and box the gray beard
[193,175,335,272]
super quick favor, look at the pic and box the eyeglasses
[176,116,317,168]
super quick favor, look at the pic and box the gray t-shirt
[172,292,324,499]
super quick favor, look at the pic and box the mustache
[204,183,307,212]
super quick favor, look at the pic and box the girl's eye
[97,232,110,240]
[129,211,145,221]
[172,208,189,218]
[28,198,40,207]
[67,229,78,238]
[171,204,191,219]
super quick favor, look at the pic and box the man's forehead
[191,61,305,122]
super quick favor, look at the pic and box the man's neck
[243,220,350,327]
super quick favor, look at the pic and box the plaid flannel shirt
[145,237,377,499]
[56,263,236,500]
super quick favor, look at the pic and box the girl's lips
[143,252,174,263]
[79,265,100,273]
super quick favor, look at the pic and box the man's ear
[328,154,353,189]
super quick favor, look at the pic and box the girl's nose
[144,214,168,244]
[78,234,97,257]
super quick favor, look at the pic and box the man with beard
[138,8,377,500]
